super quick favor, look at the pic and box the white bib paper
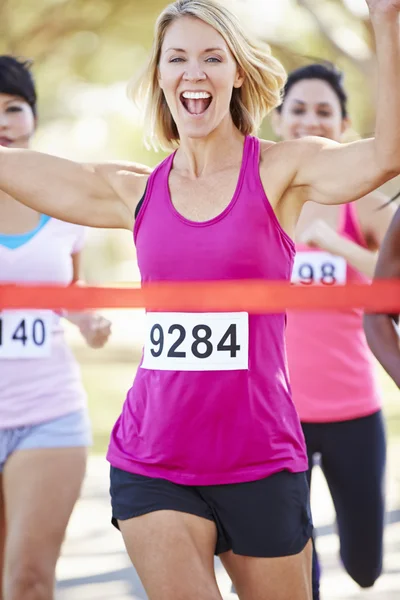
[292,252,347,285]
[142,312,249,371]
[0,310,53,359]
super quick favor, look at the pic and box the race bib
[142,312,249,371]
[0,311,53,359]
[292,252,347,285]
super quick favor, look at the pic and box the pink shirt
[107,136,308,485]
[286,203,382,423]
[0,216,87,428]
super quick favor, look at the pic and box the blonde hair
[132,0,287,151]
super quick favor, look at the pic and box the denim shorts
[110,467,313,557]
[0,409,92,472]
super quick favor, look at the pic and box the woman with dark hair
[364,204,400,388]
[0,56,111,599]
[272,62,397,598]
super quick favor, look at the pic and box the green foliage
[1,0,379,146]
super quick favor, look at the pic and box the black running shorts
[110,467,313,557]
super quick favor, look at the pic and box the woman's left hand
[79,314,112,349]
[298,219,343,254]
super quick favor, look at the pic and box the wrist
[320,232,343,255]
[370,10,399,29]
[66,311,89,330]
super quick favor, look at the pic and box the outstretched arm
[290,1,400,206]
[0,149,151,230]
[364,206,400,388]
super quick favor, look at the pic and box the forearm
[364,313,400,387]
[63,311,92,329]
[372,11,400,173]
[336,237,377,279]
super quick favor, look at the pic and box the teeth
[181,92,211,99]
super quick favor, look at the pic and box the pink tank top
[286,203,382,423]
[107,136,308,485]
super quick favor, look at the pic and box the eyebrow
[292,99,333,108]
[4,96,22,105]
[164,46,227,53]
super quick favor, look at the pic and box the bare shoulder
[90,160,152,217]
[257,138,315,204]
[95,160,154,176]
[258,136,332,174]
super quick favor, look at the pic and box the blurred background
[2,0,399,282]
[2,1,399,598]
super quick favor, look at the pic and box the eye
[318,111,332,118]
[169,57,185,63]
[6,106,23,113]
[292,108,305,115]
[205,57,221,63]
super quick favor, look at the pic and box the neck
[176,119,245,178]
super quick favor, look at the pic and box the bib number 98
[292,252,347,285]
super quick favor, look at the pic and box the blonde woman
[0,1,399,598]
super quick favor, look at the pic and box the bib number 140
[142,312,249,371]
[0,311,52,359]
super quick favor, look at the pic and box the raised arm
[290,1,400,206]
[0,148,150,230]
[364,205,400,388]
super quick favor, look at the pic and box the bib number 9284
[0,311,52,359]
[141,312,249,371]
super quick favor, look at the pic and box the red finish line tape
[0,281,399,313]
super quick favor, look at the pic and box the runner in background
[0,55,111,600]
[272,62,397,599]
[364,203,400,388]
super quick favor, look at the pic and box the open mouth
[0,137,13,147]
[180,91,212,116]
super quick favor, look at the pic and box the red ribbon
[0,280,399,313]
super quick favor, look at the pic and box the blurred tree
[295,0,374,77]
[0,0,380,138]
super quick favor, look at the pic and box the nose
[183,61,206,82]
[302,111,321,129]
[0,112,8,128]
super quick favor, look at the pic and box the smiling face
[158,15,244,142]
[274,78,349,142]
[0,93,35,148]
